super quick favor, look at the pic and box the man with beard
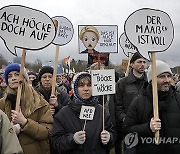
[123,60,180,154]
[114,52,147,154]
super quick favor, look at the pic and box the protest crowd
[0,5,180,154]
[0,52,180,154]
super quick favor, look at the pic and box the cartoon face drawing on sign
[79,26,100,54]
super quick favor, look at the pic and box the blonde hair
[79,26,100,40]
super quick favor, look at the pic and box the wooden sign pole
[102,94,105,131]
[15,49,26,112]
[151,52,159,145]
[125,53,133,77]
[51,19,59,96]
[98,53,100,70]
[96,53,105,130]
[51,45,59,95]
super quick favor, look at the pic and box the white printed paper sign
[52,16,74,46]
[119,32,137,57]
[0,5,56,55]
[124,8,174,60]
[78,25,118,53]
[79,106,95,120]
[91,69,115,96]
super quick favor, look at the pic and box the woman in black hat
[36,66,70,116]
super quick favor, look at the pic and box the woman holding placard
[0,63,53,154]
[35,66,70,116]
[51,72,115,154]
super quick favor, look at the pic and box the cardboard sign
[91,69,115,96]
[0,5,56,56]
[87,53,109,67]
[121,59,129,71]
[78,25,118,53]
[119,32,137,57]
[79,106,95,120]
[52,16,74,46]
[124,8,174,60]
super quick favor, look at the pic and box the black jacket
[36,86,70,115]
[51,99,115,154]
[115,70,147,130]
[123,84,180,154]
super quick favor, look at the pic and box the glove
[101,130,110,144]
[14,124,21,135]
[73,131,86,144]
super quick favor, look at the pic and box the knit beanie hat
[147,60,172,82]
[130,52,143,64]
[4,63,29,85]
[28,71,38,79]
[38,66,53,81]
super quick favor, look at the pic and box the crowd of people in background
[0,52,180,154]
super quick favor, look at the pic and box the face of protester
[0,78,6,89]
[41,73,53,90]
[28,74,36,84]
[56,74,63,84]
[8,71,20,89]
[131,58,146,75]
[62,75,67,83]
[78,78,92,100]
[157,72,172,92]
[82,31,98,52]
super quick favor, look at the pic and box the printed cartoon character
[79,26,99,54]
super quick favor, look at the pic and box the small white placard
[91,69,115,96]
[79,106,95,120]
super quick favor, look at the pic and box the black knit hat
[28,71,38,79]
[130,52,143,64]
[38,66,53,81]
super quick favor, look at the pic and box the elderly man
[123,60,180,154]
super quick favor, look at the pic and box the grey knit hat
[147,60,172,82]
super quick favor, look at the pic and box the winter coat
[51,99,115,154]
[36,86,70,115]
[0,80,53,154]
[115,70,147,130]
[0,109,23,154]
[123,84,180,154]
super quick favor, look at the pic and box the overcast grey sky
[0,0,180,67]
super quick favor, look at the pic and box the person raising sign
[123,60,180,154]
[0,63,53,154]
[51,72,115,154]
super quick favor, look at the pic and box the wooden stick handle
[98,54,100,70]
[102,95,105,131]
[83,120,87,131]
[51,19,59,96]
[151,53,159,144]
[51,45,59,95]
[125,53,133,77]
[15,49,26,112]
